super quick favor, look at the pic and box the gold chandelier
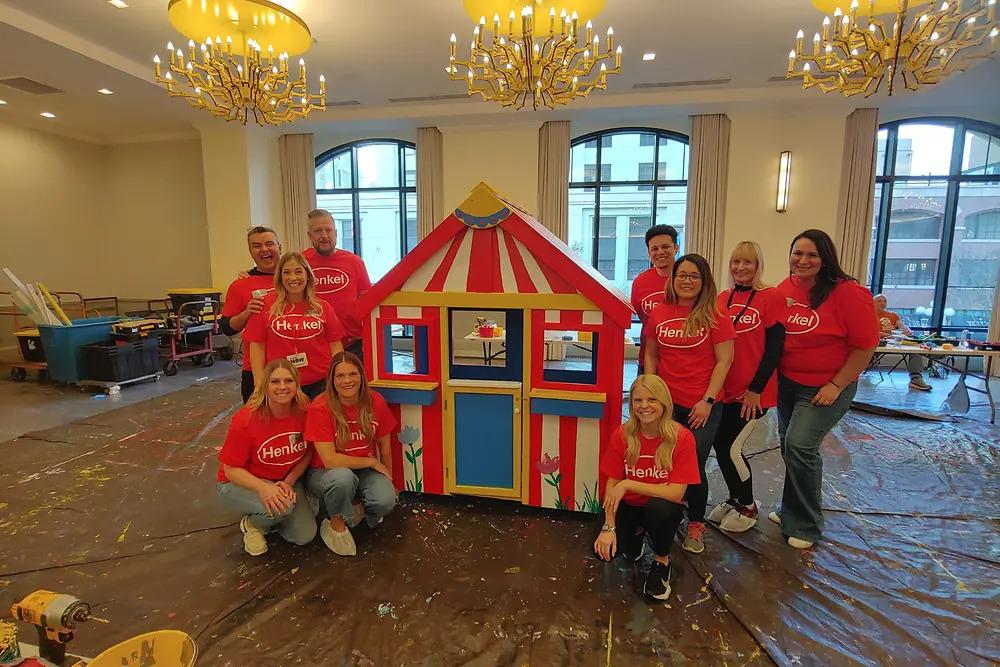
[787,0,999,96]
[447,5,622,110]
[153,0,326,126]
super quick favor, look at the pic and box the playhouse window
[380,322,430,377]
[542,330,599,385]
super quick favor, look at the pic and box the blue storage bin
[38,317,121,383]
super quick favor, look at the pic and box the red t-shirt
[644,302,736,409]
[630,267,670,368]
[877,311,902,337]
[217,406,310,482]
[304,390,397,467]
[776,276,880,386]
[302,247,372,342]
[599,424,700,506]
[244,294,346,386]
[717,287,780,407]
[222,272,275,370]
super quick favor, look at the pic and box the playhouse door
[445,380,522,499]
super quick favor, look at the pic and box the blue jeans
[673,402,723,523]
[217,481,317,545]
[306,467,396,528]
[775,375,858,543]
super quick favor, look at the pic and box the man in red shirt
[874,293,929,391]
[302,209,373,360]
[630,225,679,374]
[221,226,281,402]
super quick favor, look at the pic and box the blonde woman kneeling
[595,375,701,602]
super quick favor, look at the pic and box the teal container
[38,317,121,383]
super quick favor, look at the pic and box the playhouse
[358,183,633,513]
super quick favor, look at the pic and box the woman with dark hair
[217,359,317,556]
[771,229,879,549]
[304,352,397,557]
[246,252,346,399]
[708,241,785,533]
[644,253,734,554]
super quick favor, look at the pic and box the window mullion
[933,121,967,332]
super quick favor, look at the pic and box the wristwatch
[601,524,615,533]
[703,396,716,405]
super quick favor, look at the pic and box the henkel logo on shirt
[730,305,761,334]
[271,314,325,340]
[640,292,663,316]
[313,268,350,294]
[656,317,708,349]
[625,455,669,481]
[342,419,380,454]
[784,301,820,335]
[256,432,307,465]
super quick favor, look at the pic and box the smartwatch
[704,396,716,405]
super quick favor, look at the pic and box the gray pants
[775,376,858,543]
[907,354,924,377]
[217,481,317,545]
[306,467,396,528]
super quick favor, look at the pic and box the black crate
[15,330,45,362]
[83,338,160,382]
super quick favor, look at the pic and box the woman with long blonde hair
[643,253,734,555]
[217,359,316,556]
[304,352,398,557]
[706,242,784,534]
[246,252,345,399]
[595,375,700,602]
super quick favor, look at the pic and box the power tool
[10,590,106,665]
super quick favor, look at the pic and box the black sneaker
[643,560,672,601]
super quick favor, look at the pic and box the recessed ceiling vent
[388,93,472,103]
[633,78,731,89]
[0,77,63,95]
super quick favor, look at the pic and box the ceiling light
[98,88,114,95]
[642,52,656,61]
[40,112,55,118]
[107,0,129,8]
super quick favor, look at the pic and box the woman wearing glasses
[643,254,734,555]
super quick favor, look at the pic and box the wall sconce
[776,151,792,213]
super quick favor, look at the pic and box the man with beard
[302,209,372,361]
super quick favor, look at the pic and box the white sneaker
[239,516,268,556]
[768,511,781,526]
[787,536,814,549]
[707,499,737,524]
[320,520,357,556]
[719,501,760,533]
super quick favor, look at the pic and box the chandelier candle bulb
[586,19,593,43]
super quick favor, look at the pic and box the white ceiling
[1,0,998,143]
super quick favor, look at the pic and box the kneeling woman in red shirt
[305,352,398,557]
[643,254,735,555]
[246,252,345,400]
[772,230,878,549]
[595,375,700,602]
[217,359,317,556]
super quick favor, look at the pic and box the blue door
[448,382,522,498]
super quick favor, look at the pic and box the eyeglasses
[675,273,702,283]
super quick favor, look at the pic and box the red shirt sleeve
[599,427,627,480]
[218,410,253,468]
[222,279,246,318]
[841,283,880,350]
[762,288,781,328]
[303,398,336,443]
[244,296,274,344]
[668,427,701,485]
[323,302,346,343]
[372,392,397,437]
[710,306,736,343]
[354,255,372,296]
[630,282,644,323]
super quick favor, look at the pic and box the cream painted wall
[441,124,541,213]
[723,109,847,286]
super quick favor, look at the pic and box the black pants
[672,402,723,523]
[302,379,326,400]
[712,402,765,506]
[611,498,685,559]
[345,338,364,362]
[240,370,255,403]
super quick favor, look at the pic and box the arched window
[315,140,416,283]
[568,128,689,295]
[869,118,1000,338]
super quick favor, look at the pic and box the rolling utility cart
[155,289,223,376]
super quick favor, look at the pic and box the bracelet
[829,380,841,389]
[601,524,615,533]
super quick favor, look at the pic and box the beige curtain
[537,120,571,241]
[417,127,444,239]
[835,108,879,281]
[278,133,316,252]
[685,114,731,276]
